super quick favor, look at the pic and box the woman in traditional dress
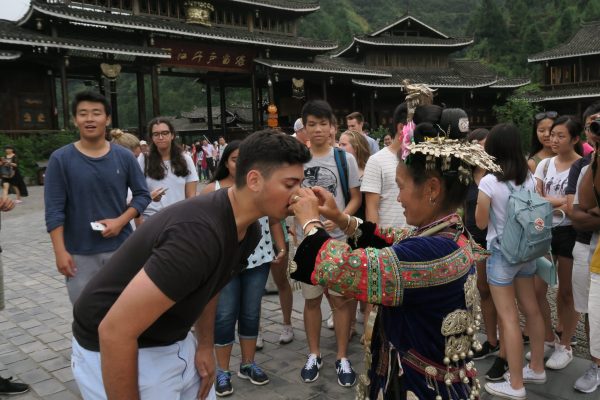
[289,109,501,400]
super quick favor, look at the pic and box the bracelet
[302,218,324,232]
[340,214,351,231]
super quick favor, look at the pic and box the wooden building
[0,1,528,138]
[528,21,600,116]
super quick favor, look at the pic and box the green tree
[493,85,542,153]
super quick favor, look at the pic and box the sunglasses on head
[535,111,558,121]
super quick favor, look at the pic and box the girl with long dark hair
[476,123,547,399]
[138,117,198,220]
[528,111,558,173]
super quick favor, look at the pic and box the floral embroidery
[311,230,476,307]
[375,226,415,245]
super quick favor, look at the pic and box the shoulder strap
[333,148,350,206]
[543,157,551,178]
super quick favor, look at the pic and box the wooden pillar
[206,82,213,135]
[322,79,327,101]
[110,79,119,128]
[258,87,264,127]
[251,67,258,131]
[136,70,147,137]
[151,66,160,117]
[59,60,69,129]
[352,91,356,112]
[369,91,375,130]
[219,79,227,136]
[49,71,58,130]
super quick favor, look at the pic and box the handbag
[0,164,14,179]
[535,253,557,286]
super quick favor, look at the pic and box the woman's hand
[312,187,344,225]
[289,188,320,227]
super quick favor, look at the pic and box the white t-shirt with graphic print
[534,156,571,226]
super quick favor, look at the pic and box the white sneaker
[525,340,555,361]
[485,380,526,400]
[545,343,573,370]
[574,362,600,393]
[503,364,546,384]
[255,332,264,350]
[326,315,334,329]
[279,325,294,344]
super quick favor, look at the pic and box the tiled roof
[351,60,501,89]
[0,50,22,60]
[228,0,319,12]
[334,35,472,58]
[254,56,392,77]
[529,21,600,62]
[356,36,473,47]
[0,21,171,59]
[32,2,337,51]
[369,15,449,39]
[523,86,600,102]
[490,77,531,88]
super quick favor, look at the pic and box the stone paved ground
[0,186,597,399]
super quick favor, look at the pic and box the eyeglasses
[535,111,558,121]
[152,131,171,138]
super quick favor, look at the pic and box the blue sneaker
[238,362,269,385]
[335,358,356,387]
[301,353,323,382]
[215,370,233,397]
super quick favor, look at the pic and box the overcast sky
[0,0,31,22]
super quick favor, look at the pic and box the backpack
[491,179,560,264]
[333,147,350,206]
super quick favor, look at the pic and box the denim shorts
[214,263,270,346]
[486,245,537,287]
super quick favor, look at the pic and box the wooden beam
[59,60,69,129]
[219,79,227,136]
[150,66,160,117]
[251,66,258,131]
[136,69,147,137]
[206,82,213,135]
[110,79,119,128]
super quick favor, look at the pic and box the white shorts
[572,241,591,313]
[72,332,216,400]
[590,273,600,359]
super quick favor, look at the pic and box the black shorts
[551,225,577,259]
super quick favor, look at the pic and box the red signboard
[154,39,255,72]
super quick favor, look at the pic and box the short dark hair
[551,115,583,156]
[346,111,364,124]
[391,103,407,137]
[301,100,333,125]
[485,123,529,185]
[71,91,111,117]
[235,129,311,187]
[583,102,600,122]
[467,128,489,142]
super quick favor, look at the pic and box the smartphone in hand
[90,222,106,231]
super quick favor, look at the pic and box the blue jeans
[214,263,270,346]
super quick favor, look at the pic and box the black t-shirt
[566,155,592,244]
[72,188,260,351]
[464,182,487,247]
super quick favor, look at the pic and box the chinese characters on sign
[154,39,254,72]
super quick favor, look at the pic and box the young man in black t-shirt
[71,130,310,400]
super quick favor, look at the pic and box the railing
[0,130,66,140]
[542,80,600,90]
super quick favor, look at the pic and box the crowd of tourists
[0,87,594,399]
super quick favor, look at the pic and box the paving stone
[29,349,59,363]
[18,367,52,384]
[51,366,74,383]
[0,351,29,364]
[4,358,38,374]
[39,356,70,372]
[19,341,48,354]
[30,378,65,396]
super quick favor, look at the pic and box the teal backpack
[491,181,562,264]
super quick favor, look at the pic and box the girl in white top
[476,123,546,399]
[533,116,582,371]
[138,118,198,220]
